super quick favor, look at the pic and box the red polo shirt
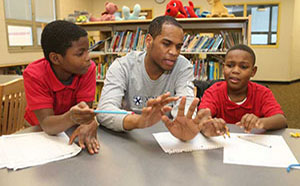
[23,58,96,126]
[198,81,284,124]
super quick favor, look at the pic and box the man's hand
[162,96,211,141]
[236,113,263,133]
[132,92,179,129]
[69,101,95,125]
[69,120,100,154]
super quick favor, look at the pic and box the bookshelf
[77,17,249,105]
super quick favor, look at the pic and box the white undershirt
[228,96,247,105]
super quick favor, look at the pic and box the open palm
[162,97,211,141]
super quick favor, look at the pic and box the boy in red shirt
[23,20,99,154]
[199,44,287,137]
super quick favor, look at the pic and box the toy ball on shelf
[165,0,198,18]
[206,0,234,17]
[115,4,146,21]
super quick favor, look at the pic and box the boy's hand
[135,92,179,129]
[69,120,100,154]
[69,101,95,125]
[162,97,210,141]
[236,113,263,133]
[201,118,226,137]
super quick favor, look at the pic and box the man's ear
[145,34,153,49]
[251,66,257,77]
[49,52,61,65]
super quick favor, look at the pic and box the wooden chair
[0,78,26,135]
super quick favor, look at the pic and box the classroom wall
[0,1,42,67]
[290,0,300,80]
[0,0,299,81]
[91,0,298,82]
[56,0,93,21]
[0,0,92,67]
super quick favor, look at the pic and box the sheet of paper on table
[0,132,81,171]
[153,132,299,169]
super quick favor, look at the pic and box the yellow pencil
[225,126,230,138]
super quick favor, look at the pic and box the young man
[199,44,287,137]
[97,16,207,141]
[23,20,99,154]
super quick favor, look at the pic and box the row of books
[191,59,222,81]
[107,27,147,53]
[89,30,243,54]
[182,31,242,53]
[95,84,104,104]
[96,61,112,80]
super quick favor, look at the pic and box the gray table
[1,123,300,186]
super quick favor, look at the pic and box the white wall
[291,0,300,80]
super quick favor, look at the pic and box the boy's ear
[251,66,257,77]
[49,52,61,65]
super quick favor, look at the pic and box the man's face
[146,23,184,72]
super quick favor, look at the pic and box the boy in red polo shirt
[23,20,99,154]
[199,44,287,137]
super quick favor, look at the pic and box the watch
[155,0,165,4]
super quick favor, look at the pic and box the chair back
[0,78,26,135]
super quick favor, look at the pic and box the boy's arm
[34,108,75,135]
[237,87,287,133]
[260,114,287,130]
[237,113,287,133]
[34,101,94,135]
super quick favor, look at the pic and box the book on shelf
[181,31,242,53]
[192,58,222,81]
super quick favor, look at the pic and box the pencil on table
[225,126,230,138]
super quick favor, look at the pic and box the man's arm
[171,58,195,118]
[96,59,129,131]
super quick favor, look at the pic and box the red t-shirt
[23,58,96,126]
[198,81,284,124]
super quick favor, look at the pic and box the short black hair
[148,16,183,39]
[225,44,256,65]
[41,20,87,62]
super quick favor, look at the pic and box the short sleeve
[23,71,53,111]
[198,86,218,117]
[260,88,284,117]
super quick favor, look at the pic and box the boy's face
[58,36,91,75]
[223,49,257,91]
[146,23,184,71]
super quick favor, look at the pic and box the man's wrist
[123,114,140,130]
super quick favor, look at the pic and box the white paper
[153,132,225,154]
[223,133,299,168]
[0,132,81,170]
[153,132,299,169]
